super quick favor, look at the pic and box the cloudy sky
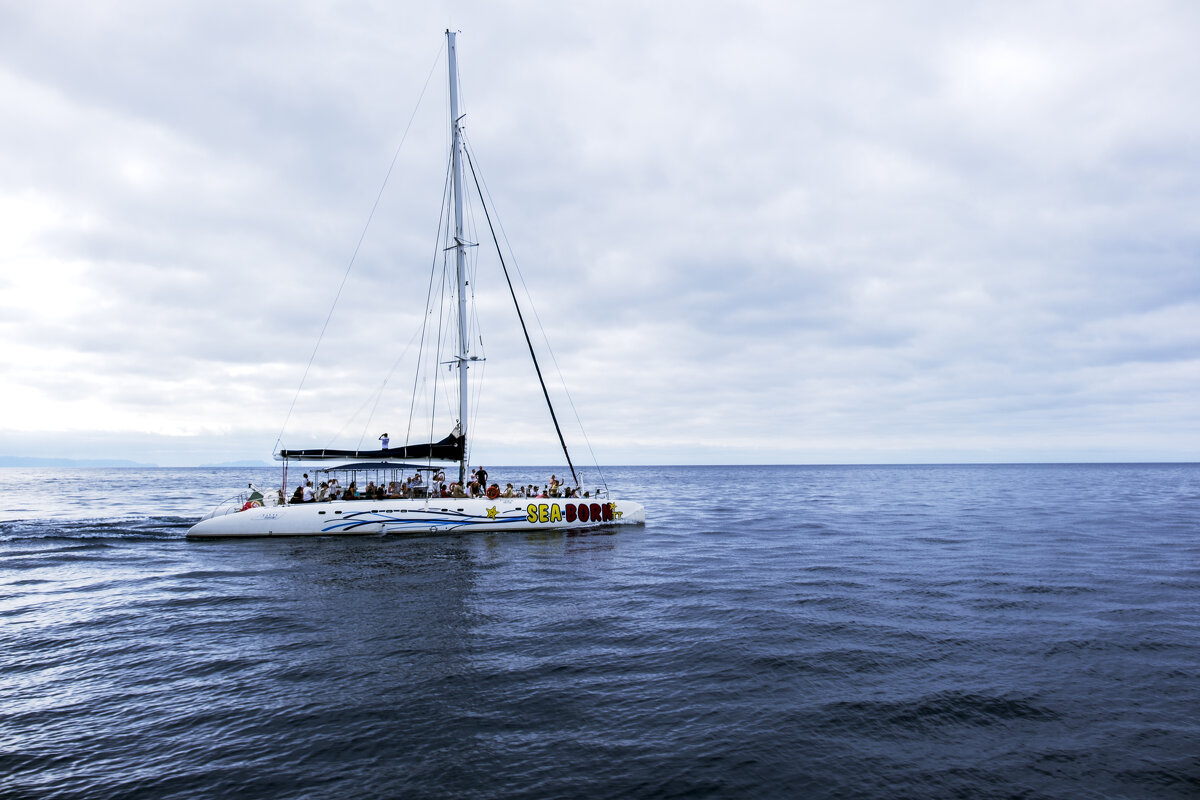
[1,0,1197,466]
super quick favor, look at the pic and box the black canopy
[279,431,464,462]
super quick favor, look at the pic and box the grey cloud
[1,1,1197,465]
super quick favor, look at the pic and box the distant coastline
[0,456,277,468]
[0,455,159,468]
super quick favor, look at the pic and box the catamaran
[187,31,645,538]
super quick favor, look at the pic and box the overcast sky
[1,0,1197,466]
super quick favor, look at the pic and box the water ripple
[0,464,1198,798]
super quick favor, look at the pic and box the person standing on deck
[379,433,389,450]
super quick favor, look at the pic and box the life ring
[486,485,500,500]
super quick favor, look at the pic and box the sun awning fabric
[319,462,435,472]
[278,431,464,462]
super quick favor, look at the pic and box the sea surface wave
[1,464,1198,799]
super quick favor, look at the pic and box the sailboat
[187,31,646,538]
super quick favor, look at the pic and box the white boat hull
[187,496,645,538]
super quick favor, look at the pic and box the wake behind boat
[188,31,645,538]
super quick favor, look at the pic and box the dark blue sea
[1,464,1197,799]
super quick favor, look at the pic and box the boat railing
[199,487,281,520]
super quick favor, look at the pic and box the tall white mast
[447,30,469,486]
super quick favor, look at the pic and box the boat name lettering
[525,502,614,524]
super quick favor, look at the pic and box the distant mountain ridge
[0,455,159,468]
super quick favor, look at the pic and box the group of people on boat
[496,475,587,499]
[290,471,437,503]
[285,469,594,504]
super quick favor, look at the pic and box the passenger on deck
[345,481,357,500]
[291,486,304,503]
[502,483,515,498]
[302,481,314,503]
[317,481,329,502]
[450,482,466,498]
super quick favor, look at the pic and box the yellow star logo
[485,506,498,519]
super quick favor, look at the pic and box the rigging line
[407,150,455,450]
[429,252,451,449]
[432,170,461,447]
[350,322,425,450]
[462,134,608,492]
[326,319,423,447]
[272,43,445,455]
[463,146,580,488]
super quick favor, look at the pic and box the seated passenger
[502,483,515,498]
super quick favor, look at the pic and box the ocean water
[1,463,1197,799]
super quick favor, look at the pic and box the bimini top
[319,462,439,472]
[278,431,464,463]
